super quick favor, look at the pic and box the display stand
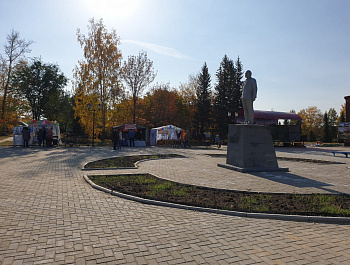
[13,122,61,146]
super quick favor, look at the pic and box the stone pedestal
[218,124,288,172]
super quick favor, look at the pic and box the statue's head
[245,70,252,78]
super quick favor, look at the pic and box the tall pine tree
[214,55,243,139]
[194,62,211,141]
[322,112,332,142]
[233,56,243,112]
[328,108,338,141]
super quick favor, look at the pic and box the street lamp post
[87,103,101,147]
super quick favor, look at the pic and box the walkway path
[0,146,350,264]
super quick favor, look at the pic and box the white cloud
[123,39,193,60]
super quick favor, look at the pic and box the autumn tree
[194,62,211,141]
[12,58,67,121]
[0,57,8,130]
[0,58,30,131]
[142,83,178,127]
[0,30,32,134]
[122,51,156,124]
[177,75,197,131]
[338,104,346,123]
[298,106,323,140]
[73,18,122,140]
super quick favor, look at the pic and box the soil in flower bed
[84,154,185,168]
[88,174,350,217]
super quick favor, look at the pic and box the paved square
[1,146,349,264]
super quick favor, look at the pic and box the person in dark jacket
[42,127,47,146]
[22,127,30,148]
[128,129,135,147]
[37,128,43,147]
[112,128,118,150]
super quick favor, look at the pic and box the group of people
[21,126,54,148]
[112,128,136,150]
[112,127,123,150]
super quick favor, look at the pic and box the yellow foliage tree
[0,30,32,134]
[298,106,323,139]
[177,75,197,130]
[109,98,134,126]
[73,18,122,140]
[0,58,31,133]
[337,104,346,123]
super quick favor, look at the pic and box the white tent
[150,125,183,146]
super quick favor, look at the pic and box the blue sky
[1,0,349,114]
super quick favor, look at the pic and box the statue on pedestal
[242,70,257,124]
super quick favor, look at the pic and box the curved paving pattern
[1,146,350,264]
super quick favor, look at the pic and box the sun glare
[84,0,141,20]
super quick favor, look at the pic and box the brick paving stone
[0,146,350,264]
[85,260,97,265]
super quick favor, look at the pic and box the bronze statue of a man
[242,70,257,124]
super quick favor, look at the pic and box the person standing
[42,127,47,146]
[215,134,221,149]
[112,128,118,150]
[242,70,258,124]
[22,127,30,148]
[128,129,135,147]
[118,129,123,150]
[181,130,186,147]
[183,130,191,148]
[37,128,43,147]
[47,127,54,147]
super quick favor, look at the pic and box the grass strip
[88,174,350,217]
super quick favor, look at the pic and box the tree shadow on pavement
[276,147,350,160]
[0,147,107,177]
[251,171,347,195]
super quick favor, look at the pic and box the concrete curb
[134,157,179,167]
[82,166,138,171]
[82,156,185,171]
[84,175,112,193]
[81,155,138,171]
[83,175,350,224]
[81,160,138,171]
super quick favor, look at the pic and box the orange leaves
[141,84,184,128]
[73,18,122,139]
